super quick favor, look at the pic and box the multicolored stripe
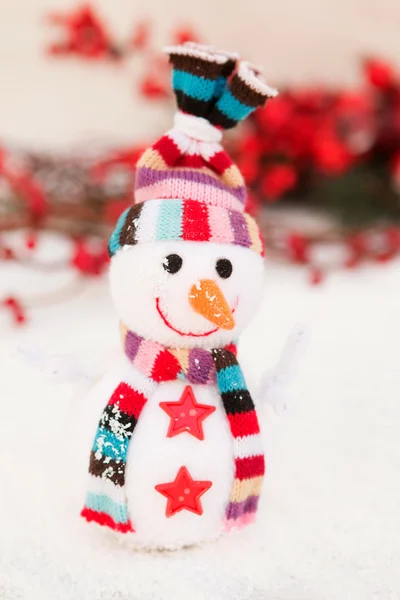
[82,329,264,534]
[108,199,264,258]
[121,324,218,385]
[212,348,265,530]
[164,43,238,120]
[81,380,151,533]
[165,43,277,130]
[135,164,246,209]
[210,62,277,130]
[135,129,247,211]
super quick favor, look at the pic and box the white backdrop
[1,0,400,150]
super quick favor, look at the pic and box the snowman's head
[109,238,264,348]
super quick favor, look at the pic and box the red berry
[309,267,323,285]
[257,96,292,130]
[238,134,263,157]
[345,254,360,269]
[16,313,26,324]
[139,77,169,99]
[261,165,297,201]
[237,158,258,184]
[1,247,14,260]
[364,59,395,90]
[3,296,17,308]
[172,27,200,45]
[2,296,27,324]
[25,233,37,250]
[287,233,309,264]
[375,252,394,263]
[313,134,352,174]
[131,21,150,50]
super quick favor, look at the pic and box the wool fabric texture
[81,326,265,533]
[108,199,264,257]
[108,42,277,258]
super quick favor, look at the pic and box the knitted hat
[109,42,277,258]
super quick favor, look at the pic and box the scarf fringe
[81,507,135,533]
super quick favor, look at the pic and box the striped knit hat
[109,42,277,258]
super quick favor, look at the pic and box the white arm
[258,323,309,415]
[17,342,95,383]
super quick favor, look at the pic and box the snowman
[74,42,283,550]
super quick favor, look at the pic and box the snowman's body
[126,379,234,548]
[73,353,236,549]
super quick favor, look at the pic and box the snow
[1,251,400,600]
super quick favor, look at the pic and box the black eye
[163,254,183,274]
[216,258,233,279]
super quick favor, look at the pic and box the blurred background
[1,4,400,599]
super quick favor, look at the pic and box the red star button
[159,385,216,441]
[155,466,212,517]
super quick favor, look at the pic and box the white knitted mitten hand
[18,342,93,383]
[259,324,308,415]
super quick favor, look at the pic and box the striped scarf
[81,327,265,533]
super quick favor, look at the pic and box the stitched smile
[155,297,238,338]
[156,297,219,337]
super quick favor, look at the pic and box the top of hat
[164,42,277,130]
[134,42,277,213]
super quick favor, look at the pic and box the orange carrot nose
[189,279,235,330]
